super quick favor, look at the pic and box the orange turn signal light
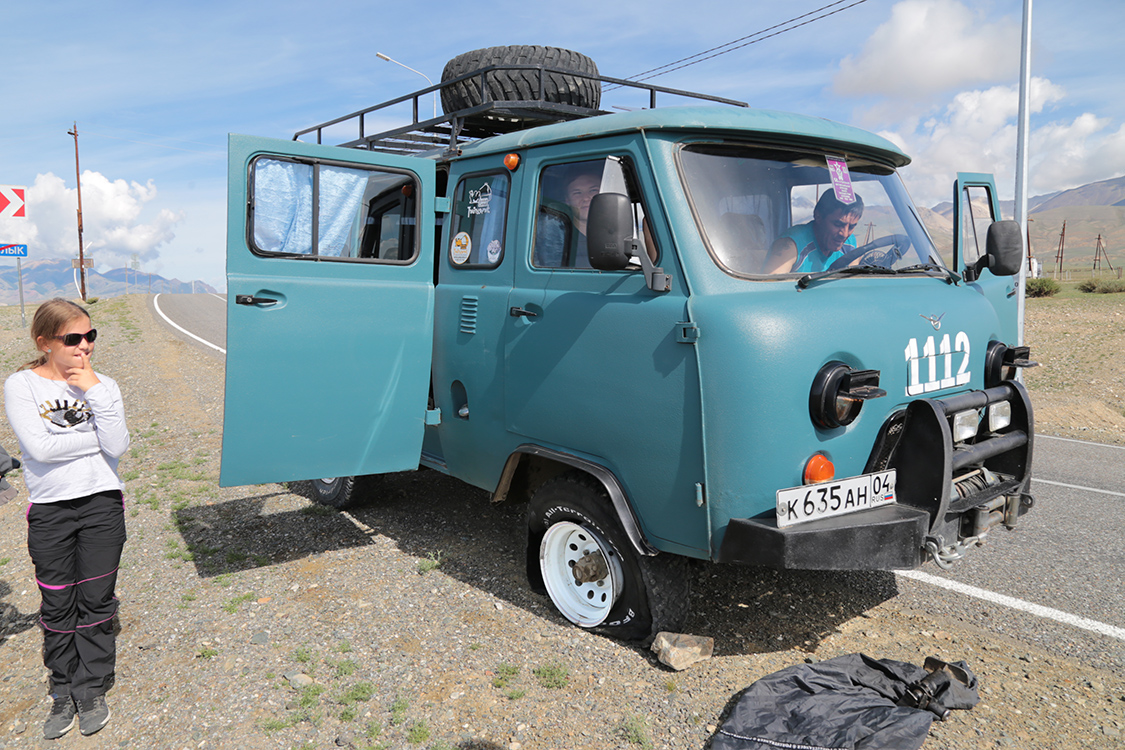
[504,153,521,171]
[804,454,835,485]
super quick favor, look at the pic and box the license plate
[775,470,897,528]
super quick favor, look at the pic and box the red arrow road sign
[0,186,27,219]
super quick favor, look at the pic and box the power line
[611,0,869,88]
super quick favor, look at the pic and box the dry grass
[1023,291,1125,444]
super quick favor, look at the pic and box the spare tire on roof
[440,45,600,114]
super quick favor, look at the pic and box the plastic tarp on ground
[710,653,979,750]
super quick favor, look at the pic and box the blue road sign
[0,244,28,257]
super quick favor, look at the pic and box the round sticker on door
[451,232,472,264]
[486,239,502,264]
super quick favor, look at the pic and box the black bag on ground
[710,653,979,750]
[0,444,20,505]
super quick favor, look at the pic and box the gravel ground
[0,294,1122,750]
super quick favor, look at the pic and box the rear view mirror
[983,220,1023,277]
[586,193,632,271]
[585,193,671,292]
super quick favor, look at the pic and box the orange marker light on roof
[504,153,521,171]
[804,454,835,485]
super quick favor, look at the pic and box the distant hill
[922,174,1125,272]
[0,258,217,306]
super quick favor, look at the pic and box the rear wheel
[527,473,691,641]
[307,476,366,509]
[440,45,601,114]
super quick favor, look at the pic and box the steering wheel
[827,234,912,271]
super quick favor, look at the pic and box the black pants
[27,491,126,701]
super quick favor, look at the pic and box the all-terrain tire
[439,45,600,115]
[526,472,691,642]
[303,475,372,510]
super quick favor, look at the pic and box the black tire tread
[440,45,600,114]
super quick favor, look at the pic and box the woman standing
[4,298,129,739]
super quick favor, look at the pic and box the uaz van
[220,46,1034,641]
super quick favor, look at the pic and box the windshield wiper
[796,264,898,289]
[897,263,962,285]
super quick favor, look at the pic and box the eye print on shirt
[39,398,92,429]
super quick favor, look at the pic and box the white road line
[1031,477,1125,498]
[1036,434,1125,451]
[208,292,226,302]
[152,293,226,354]
[897,569,1125,641]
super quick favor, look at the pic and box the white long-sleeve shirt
[4,369,129,504]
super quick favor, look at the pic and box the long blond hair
[18,298,91,372]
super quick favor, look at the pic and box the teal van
[221,47,1034,641]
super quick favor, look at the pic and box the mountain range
[0,259,217,306]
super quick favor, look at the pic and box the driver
[765,191,864,274]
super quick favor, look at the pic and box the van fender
[494,444,657,558]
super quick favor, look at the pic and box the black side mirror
[983,220,1023,277]
[586,193,632,271]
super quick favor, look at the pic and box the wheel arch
[495,444,657,557]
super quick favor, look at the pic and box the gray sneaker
[76,694,111,736]
[43,693,77,740]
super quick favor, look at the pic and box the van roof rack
[293,65,748,157]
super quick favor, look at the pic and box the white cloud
[874,78,1125,206]
[834,0,1020,99]
[0,171,182,272]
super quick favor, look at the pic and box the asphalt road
[150,291,1125,672]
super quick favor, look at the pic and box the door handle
[509,306,538,318]
[236,294,278,306]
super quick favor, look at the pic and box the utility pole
[1092,235,1114,274]
[67,122,88,301]
[1054,220,1066,278]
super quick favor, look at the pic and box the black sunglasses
[53,329,98,346]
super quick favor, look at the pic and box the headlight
[988,401,1012,432]
[809,362,886,429]
[952,409,980,442]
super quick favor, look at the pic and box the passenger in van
[563,166,602,268]
[764,191,864,274]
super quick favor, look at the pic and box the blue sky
[2,0,1121,291]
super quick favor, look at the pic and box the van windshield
[678,144,943,278]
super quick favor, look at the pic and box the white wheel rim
[539,521,623,627]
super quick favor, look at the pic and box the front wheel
[527,473,691,641]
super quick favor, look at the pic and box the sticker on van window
[451,232,472,264]
[468,183,493,216]
[826,156,854,204]
[487,239,502,263]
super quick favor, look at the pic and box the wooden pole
[67,122,88,301]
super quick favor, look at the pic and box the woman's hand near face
[66,351,101,392]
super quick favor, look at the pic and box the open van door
[220,135,436,487]
[953,172,1019,345]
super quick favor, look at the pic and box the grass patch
[405,720,430,744]
[293,645,314,663]
[1026,277,1061,297]
[222,591,256,614]
[260,716,294,732]
[533,662,569,689]
[619,714,653,748]
[389,696,408,725]
[338,681,374,704]
[417,551,443,575]
[301,503,336,517]
[197,647,219,659]
[492,663,520,689]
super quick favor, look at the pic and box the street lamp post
[376,52,438,118]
